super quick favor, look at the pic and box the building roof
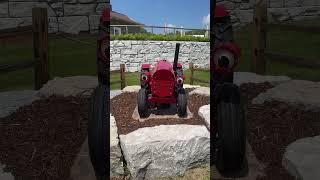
[111,11,143,25]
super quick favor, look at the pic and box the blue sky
[111,0,210,29]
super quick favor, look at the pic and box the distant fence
[251,3,320,74]
[0,8,49,90]
[111,24,209,37]
[110,64,126,90]
[188,63,210,85]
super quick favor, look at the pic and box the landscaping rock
[252,80,320,111]
[38,76,98,98]
[122,85,140,93]
[110,90,122,99]
[110,115,124,176]
[69,138,96,180]
[0,90,39,118]
[189,87,210,96]
[282,135,320,180]
[234,72,291,86]
[119,125,210,179]
[183,84,201,89]
[0,163,14,180]
[198,104,210,129]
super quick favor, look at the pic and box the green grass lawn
[1,19,319,91]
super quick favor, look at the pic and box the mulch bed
[240,82,320,180]
[111,89,210,135]
[0,96,90,180]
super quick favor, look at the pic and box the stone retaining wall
[110,40,210,72]
[218,0,320,27]
[0,0,318,33]
[0,0,108,34]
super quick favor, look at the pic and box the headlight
[141,74,148,81]
[213,49,235,68]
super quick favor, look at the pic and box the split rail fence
[0,8,49,90]
[252,3,320,74]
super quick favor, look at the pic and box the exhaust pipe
[173,43,180,71]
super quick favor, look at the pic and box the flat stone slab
[70,138,96,180]
[122,85,141,93]
[252,80,320,111]
[132,104,193,122]
[0,90,40,118]
[0,163,14,180]
[119,125,210,179]
[234,72,291,86]
[189,87,210,96]
[282,135,320,180]
[38,76,98,98]
[70,115,124,180]
[110,115,124,176]
[198,104,210,129]
[211,142,266,179]
[110,90,122,99]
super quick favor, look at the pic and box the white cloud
[167,23,176,28]
[202,14,210,26]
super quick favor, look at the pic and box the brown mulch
[0,83,319,180]
[110,89,210,135]
[240,82,320,180]
[0,96,90,180]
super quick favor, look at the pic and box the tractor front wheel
[215,84,247,177]
[138,88,148,118]
[177,90,187,117]
[88,85,108,179]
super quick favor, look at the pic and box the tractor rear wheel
[177,90,187,117]
[138,88,148,118]
[88,85,108,179]
[215,84,247,177]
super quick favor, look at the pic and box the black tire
[138,88,148,118]
[215,85,247,177]
[88,85,108,179]
[177,90,187,117]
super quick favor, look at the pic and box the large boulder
[198,104,210,129]
[189,87,210,96]
[0,163,14,180]
[122,85,140,93]
[119,125,210,179]
[252,80,320,111]
[38,76,98,98]
[282,136,320,180]
[0,90,39,118]
[234,72,291,86]
[110,115,124,176]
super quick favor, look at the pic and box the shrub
[111,33,209,42]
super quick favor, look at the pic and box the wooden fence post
[252,4,267,74]
[189,63,194,85]
[32,8,49,90]
[120,64,126,90]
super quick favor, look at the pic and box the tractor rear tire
[177,90,187,117]
[138,88,148,118]
[88,85,108,179]
[215,84,247,177]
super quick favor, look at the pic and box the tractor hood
[152,60,174,74]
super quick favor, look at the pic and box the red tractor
[211,4,248,178]
[137,43,187,118]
